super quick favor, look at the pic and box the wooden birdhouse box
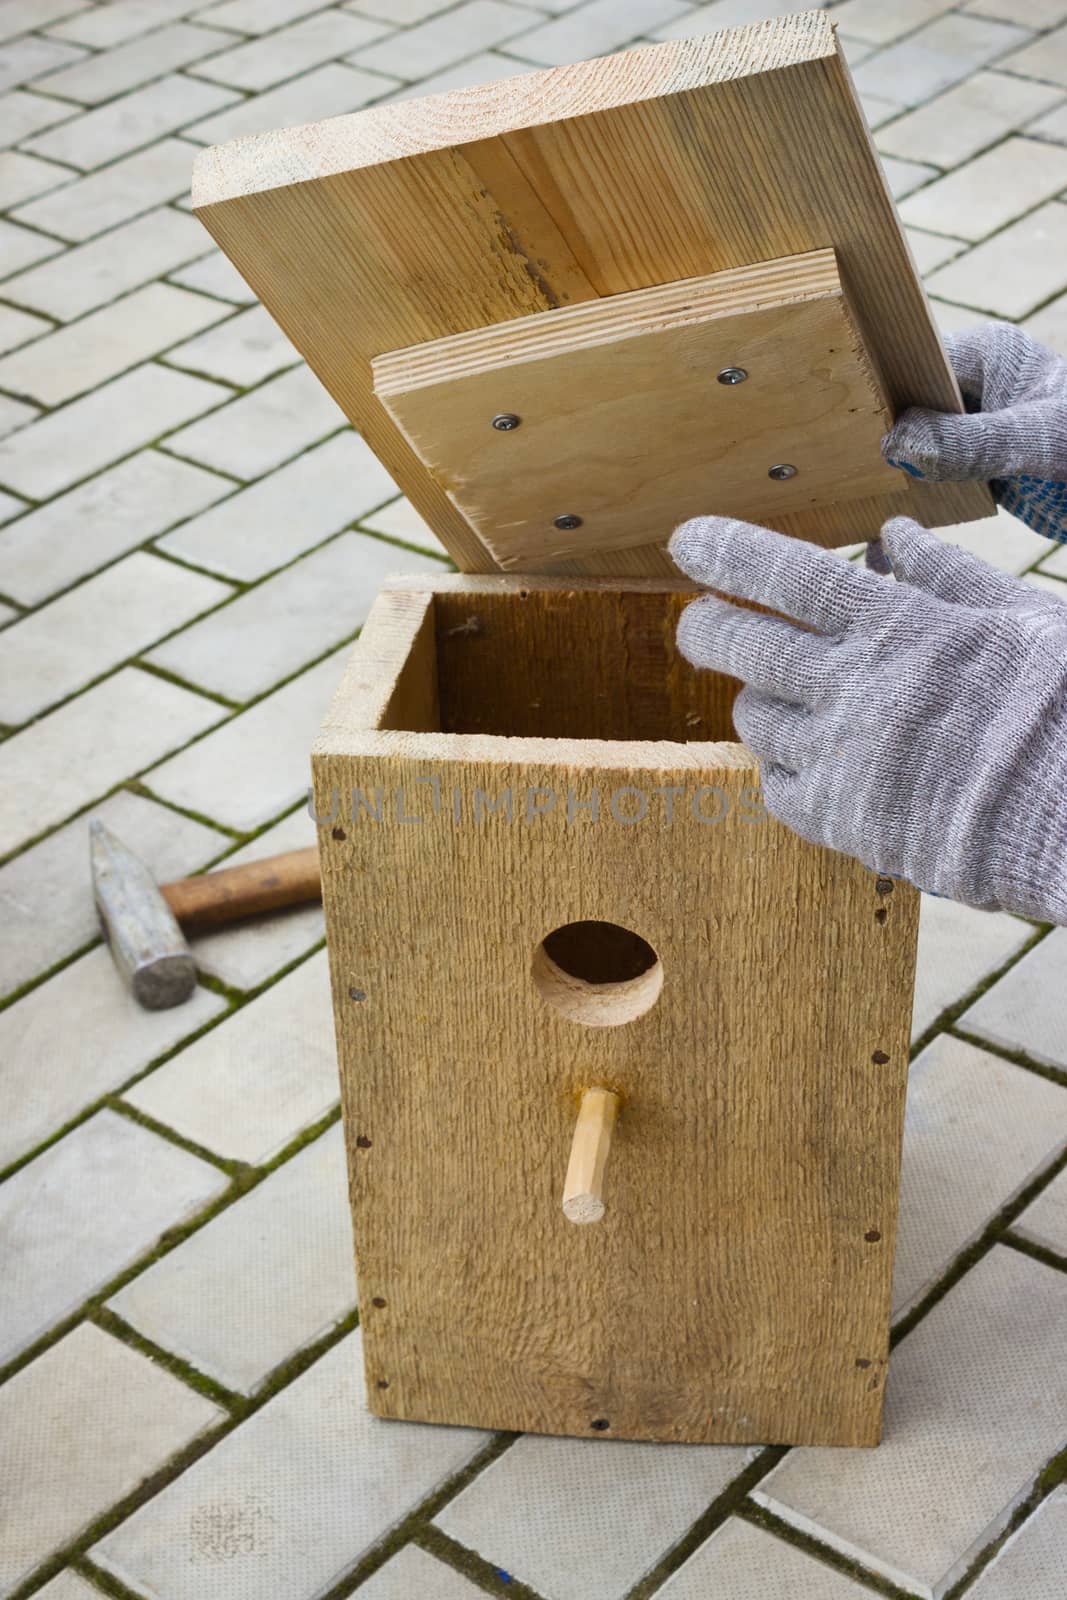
[193,8,990,1446]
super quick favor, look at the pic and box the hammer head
[90,819,197,1010]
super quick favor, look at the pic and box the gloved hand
[669,513,1067,923]
[883,322,1067,542]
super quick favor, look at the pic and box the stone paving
[0,0,1066,1596]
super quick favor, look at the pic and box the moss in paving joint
[90,1306,245,1414]
[908,920,1050,1061]
[0,931,101,1017]
[132,655,241,710]
[122,778,243,840]
[1004,1229,1067,1274]
[942,1450,1067,1600]
[6,1410,237,1600]
[890,1139,1067,1350]
[411,1525,545,1599]
[4,1304,368,1597]
[627,1445,788,1598]
[949,1024,1067,1090]
[320,1432,521,1600]
[71,1556,153,1600]
[739,1502,918,1599]
[0,996,242,1184]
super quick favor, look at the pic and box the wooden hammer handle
[161,846,322,932]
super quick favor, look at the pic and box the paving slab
[167,247,256,303]
[145,645,347,832]
[191,8,387,90]
[656,1516,872,1598]
[182,60,395,145]
[47,0,201,48]
[164,302,298,388]
[958,927,1067,1068]
[924,201,1067,319]
[109,1123,355,1393]
[383,46,535,99]
[0,215,61,279]
[356,1546,487,1598]
[1,206,212,322]
[0,1108,228,1364]
[163,363,345,480]
[0,360,227,499]
[0,34,86,93]
[1014,1164,1067,1255]
[355,0,537,75]
[0,1322,222,1600]
[0,940,225,1171]
[0,786,225,1007]
[32,1572,105,1600]
[0,448,229,606]
[0,282,228,406]
[145,531,442,702]
[1001,19,1067,84]
[0,150,73,210]
[360,493,450,557]
[124,949,339,1165]
[894,1033,1067,1317]
[24,75,238,169]
[504,0,685,68]
[966,1488,1067,1599]
[157,430,399,580]
[832,0,967,46]
[92,1329,489,1600]
[36,21,237,104]
[0,300,49,353]
[754,1247,1067,1599]
[435,1432,751,1600]
[13,138,197,243]
[911,893,1033,1040]
[900,136,1067,240]
[202,0,355,32]
[188,804,324,991]
[0,551,230,725]
[851,14,1031,110]
[877,70,1065,168]
[0,87,78,145]
[0,665,225,858]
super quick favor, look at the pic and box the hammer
[90,819,322,1010]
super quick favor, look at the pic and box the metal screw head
[554,513,583,530]
[491,412,521,431]
[768,463,798,481]
[717,366,748,385]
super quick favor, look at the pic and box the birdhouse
[193,9,990,1446]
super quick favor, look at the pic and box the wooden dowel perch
[562,1088,621,1225]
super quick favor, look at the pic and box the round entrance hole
[532,920,662,1027]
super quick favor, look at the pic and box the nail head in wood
[717,366,748,384]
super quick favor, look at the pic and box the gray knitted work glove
[669,514,1067,923]
[883,322,1067,542]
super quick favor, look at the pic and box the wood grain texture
[192,11,992,577]
[312,575,919,1445]
[375,250,900,568]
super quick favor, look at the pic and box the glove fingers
[731,686,817,772]
[676,594,834,704]
[879,515,1025,608]
[669,515,882,634]
[885,400,1067,482]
